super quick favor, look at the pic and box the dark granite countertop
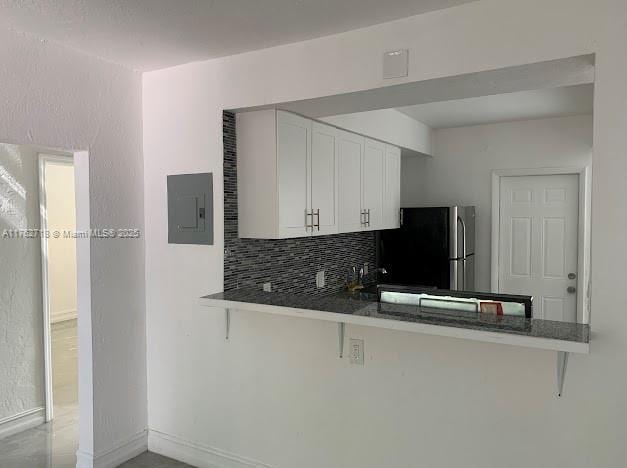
[202,289,590,345]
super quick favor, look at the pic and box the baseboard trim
[0,407,45,440]
[76,429,148,468]
[148,429,273,468]
[51,309,77,323]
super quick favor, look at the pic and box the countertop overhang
[199,289,590,354]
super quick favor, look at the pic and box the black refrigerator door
[378,207,451,289]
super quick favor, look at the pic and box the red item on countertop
[479,301,503,315]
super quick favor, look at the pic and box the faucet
[347,266,365,292]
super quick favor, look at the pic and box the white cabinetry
[383,144,401,229]
[237,109,400,239]
[362,138,386,231]
[337,129,364,233]
[311,122,339,236]
[238,110,338,238]
[277,110,311,237]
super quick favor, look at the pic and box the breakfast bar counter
[200,289,589,353]
[200,288,590,396]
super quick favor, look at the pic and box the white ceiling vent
[383,49,409,79]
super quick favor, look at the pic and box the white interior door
[362,138,385,230]
[337,130,364,233]
[310,122,338,236]
[498,174,579,321]
[277,111,311,237]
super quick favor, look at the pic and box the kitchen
[188,56,594,405]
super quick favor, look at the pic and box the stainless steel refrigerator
[377,206,476,291]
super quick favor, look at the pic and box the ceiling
[396,84,594,129]
[0,0,476,71]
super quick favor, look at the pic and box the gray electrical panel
[167,173,213,245]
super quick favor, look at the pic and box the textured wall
[1,26,145,461]
[0,144,44,421]
[223,112,376,295]
[144,1,627,467]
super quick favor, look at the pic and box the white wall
[45,162,78,323]
[402,114,593,292]
[321,108,432,155]
[0,26,146,463]
[143,0,627,467]
[0,144,45,423]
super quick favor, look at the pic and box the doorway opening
[38,154,78,423]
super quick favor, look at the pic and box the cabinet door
[337,130,364,233]
[362,138,385,230]
[277,111,311,237]
[383,145,401,229]
[310,122,338,236]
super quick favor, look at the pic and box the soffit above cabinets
[397,84,594,129]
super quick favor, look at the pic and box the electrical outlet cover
[349,339,364,365]
[316,270,325,288]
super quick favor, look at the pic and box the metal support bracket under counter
[338,322,345,358]
[556,351,569,397]
[203,289,590,397]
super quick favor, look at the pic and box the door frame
[38,152,75,422]
[491,166,592,323]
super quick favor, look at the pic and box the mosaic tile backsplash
[223,111,376,295]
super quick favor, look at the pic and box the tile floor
[0,319,191,467]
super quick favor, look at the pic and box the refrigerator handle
[457,215,467,290]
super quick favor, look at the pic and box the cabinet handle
[360,210,365,226]
[367,209,371,227]
[314,209,320,231]
[304,209,313,232]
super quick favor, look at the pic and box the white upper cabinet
[337,129,364,233]
[237,109,400,239]
[383,144,401,229]
[277,111,311,237]
[310,122,339,236]
[362,138,386,231]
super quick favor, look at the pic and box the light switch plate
[349,339,364,365]
[383,49,409,79]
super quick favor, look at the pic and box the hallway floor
[0,320,190,467]
[0,319,79,467]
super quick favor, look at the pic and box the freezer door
[449,258,460,290]
[450,254,475,291]
[463,253,475,291]
[461,206,476,256]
